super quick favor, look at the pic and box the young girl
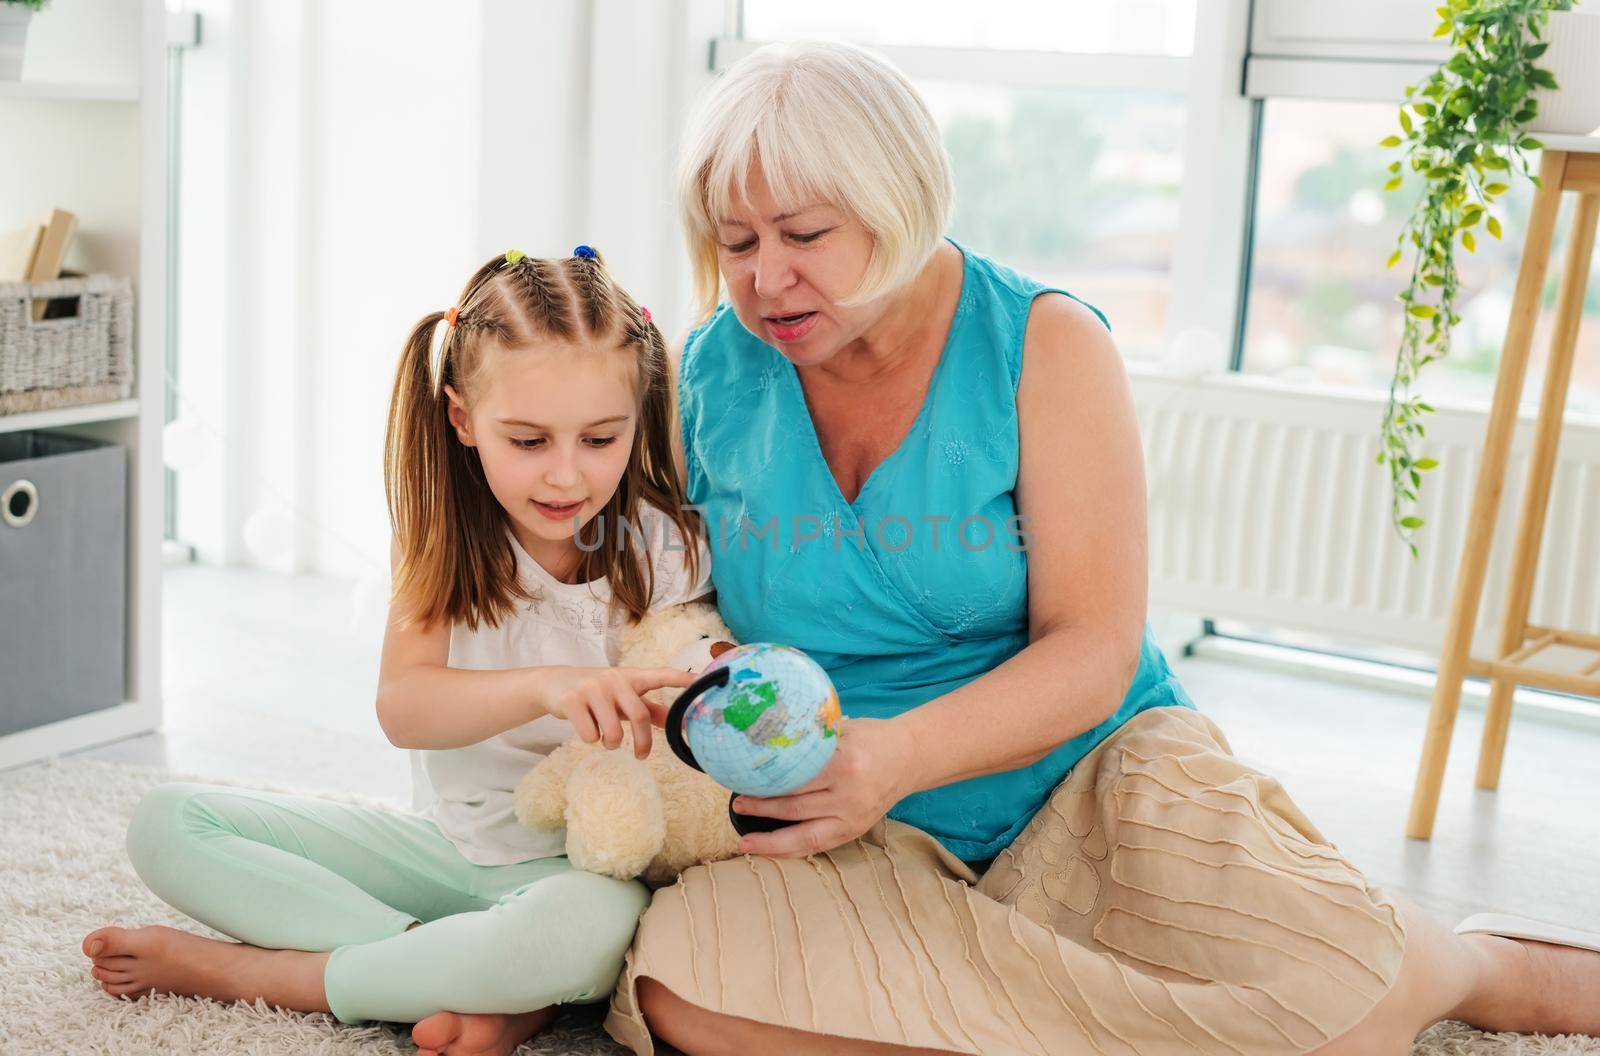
[80,246,712,1056]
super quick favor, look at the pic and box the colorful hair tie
[444,306,460,327]
[573,244,597,260]
[504,249,525,266]
[641,306,652,324]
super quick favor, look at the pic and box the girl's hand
[730,716,917,858]
[539,666,697,758]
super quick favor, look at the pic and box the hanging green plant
[1380,0,1572,556]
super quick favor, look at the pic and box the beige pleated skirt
[605,706,1408,1055]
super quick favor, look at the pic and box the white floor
[53,565,1600,929]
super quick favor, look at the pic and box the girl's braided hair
[385,248,699,631]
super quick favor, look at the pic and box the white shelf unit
[0,0,165,770]
[0,80,139,102]
[0,399,140,435]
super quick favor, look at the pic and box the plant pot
[1528,10,1600,135]
[0,5,29,81]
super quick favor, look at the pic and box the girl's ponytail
[627,309,703,597]
[383,308,521,631]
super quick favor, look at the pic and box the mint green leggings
[124,782,649,1025]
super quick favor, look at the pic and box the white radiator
[1130,369,1600,656]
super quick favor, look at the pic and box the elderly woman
[608,41,1600,1056]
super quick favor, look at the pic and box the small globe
[676,642,841,798]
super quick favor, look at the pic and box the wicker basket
[0,274,134,416]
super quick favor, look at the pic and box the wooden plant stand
[1408,144,1600,841]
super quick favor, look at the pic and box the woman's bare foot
[80,924,330,1013]
[1454,934,1600,1035]
[411,1007,558,1056]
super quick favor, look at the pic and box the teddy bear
[512,601,745,885]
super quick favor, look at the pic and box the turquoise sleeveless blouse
[678,242,1194,862]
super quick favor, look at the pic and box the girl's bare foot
[411,1007,558,1056]
[80,924,329,1013]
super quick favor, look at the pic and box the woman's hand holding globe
[665,643,921,856]
[730,716,917,858]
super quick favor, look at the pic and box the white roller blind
[1246,0,1445,101]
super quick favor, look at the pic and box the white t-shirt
[409,504,713,866]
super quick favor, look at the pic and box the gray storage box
[0,431,127,736]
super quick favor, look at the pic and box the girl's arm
[375,542,693,752]
[375,540,548,750]
[734,295,1148,855]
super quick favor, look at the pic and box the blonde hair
[678,40,955,324]
[384,250,701,632]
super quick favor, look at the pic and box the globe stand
[727,796,792,836]
[664,659,801,837]
[664,664,729,770]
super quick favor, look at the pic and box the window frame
[712,37,1189,93]
[719,0,1251,369]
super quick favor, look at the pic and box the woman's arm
[898,292,1147,785]
[735,294,1149,855]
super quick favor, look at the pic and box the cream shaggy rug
[1,758,1595,1056]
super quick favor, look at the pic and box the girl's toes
[90,965,130,983]
[106,980,150,998]
[412,1011,464,1050]
[82,928,119,958]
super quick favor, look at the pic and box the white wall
[175,0,486,578]
[580,0,725,343]
[1,0,142,286]
[310,0,485,578]
[176,0,726,578]
[476,0,725,340]
[17,0,141,83]
[475,1,591,272]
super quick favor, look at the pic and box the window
[742,0,1196,56]
[925,83,1183,359]
[1240,99,1600,416]
[733,2,1195,360]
